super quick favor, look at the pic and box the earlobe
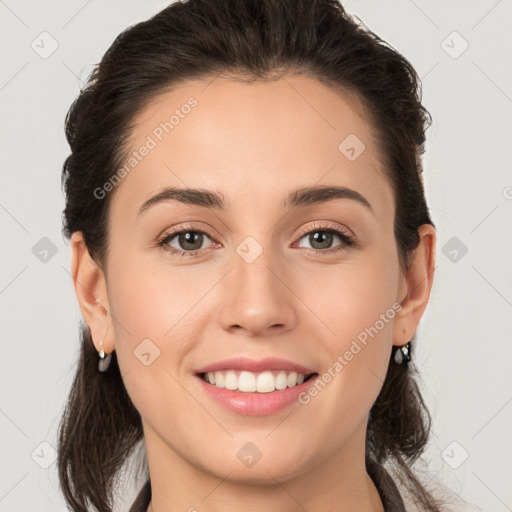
[392,224,436,347]
[70,231,114,354]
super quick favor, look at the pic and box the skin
[71,74,436,511]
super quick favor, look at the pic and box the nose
[218,244,298,337]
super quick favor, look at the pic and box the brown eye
[295,223,355,254]
[158,228,216,257]
[173,231,206,251]
[303,230,336,250]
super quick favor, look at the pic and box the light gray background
[1,1,511,511]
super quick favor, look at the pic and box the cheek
[302,253,398,347]
[106,259,202,434]
[105,253,203,407]
[297,266,397,441]
[298,249,398,400]
[107,250,212,345]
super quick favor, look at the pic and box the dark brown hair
[58,0,441,510]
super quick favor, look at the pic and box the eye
[157,226,217,257]
[157,221,355,258]
[294,222,355,254]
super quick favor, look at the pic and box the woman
[58,0,448,510]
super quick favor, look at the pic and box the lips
[194,356,316,375]
[195,369,320,415]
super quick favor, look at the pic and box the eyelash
[157,221,355,258]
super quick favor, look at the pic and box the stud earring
[98,338,112,372]
[394,341,411,365]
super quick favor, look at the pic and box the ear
[70,231,115,354]
[393,224,436,347]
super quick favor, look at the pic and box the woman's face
[88,75,421,485]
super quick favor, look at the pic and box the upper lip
[194,357,317,375]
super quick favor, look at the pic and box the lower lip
[194,374,319,416]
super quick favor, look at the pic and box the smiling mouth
[197,370,318,393]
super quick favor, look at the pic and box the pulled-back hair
[58,0,440,510]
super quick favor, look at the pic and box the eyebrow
[136,184,373,218]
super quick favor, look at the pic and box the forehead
[110,74,393,222]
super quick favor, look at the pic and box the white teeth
[224,371,238,390]
[239,371,256,392]
[202,369,310,392]
[214,371,224,388]
[257,371,275,393]
[275,371,288,390]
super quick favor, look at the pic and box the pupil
[180,232,202,250]
[311,231,332,249]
